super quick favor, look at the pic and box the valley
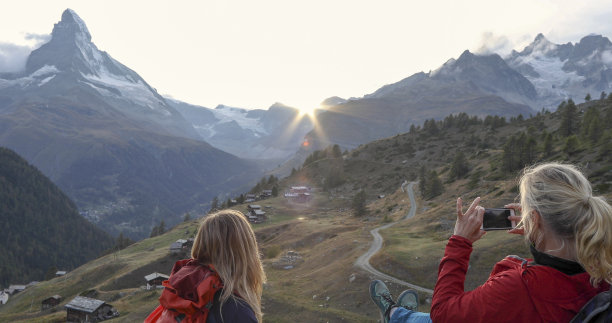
[2,96,611,322]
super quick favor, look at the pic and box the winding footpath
[355,181,434,294]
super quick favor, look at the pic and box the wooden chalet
[169,238,193,254]
[285,186,312,203]
[56,270,67,277]
[246,205,266,223]
[65,296,118,322]
[247,204,261,212]
[42,295,62,310]
[6,285,26,295]
[144,272,169,289]
[260,190,272,198]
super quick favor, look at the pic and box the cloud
[601,49,612,67]
[0,33,49,74]
[25,33,51,44]
[474,32,513,56]
[0,42,32,73]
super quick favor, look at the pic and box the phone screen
[482,208,514,231]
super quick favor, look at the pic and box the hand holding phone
[482,208,517,231]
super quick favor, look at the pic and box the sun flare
[297,105,316,117]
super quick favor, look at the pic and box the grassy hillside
[2,98,611,322]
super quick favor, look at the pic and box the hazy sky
[2,0,612,112]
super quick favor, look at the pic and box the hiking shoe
[369,280,395,323]
[396,289,418,312]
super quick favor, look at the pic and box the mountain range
[0,9,259,239]
[303,33,612,151]
[1,8,612,238]
[166,99,313,160]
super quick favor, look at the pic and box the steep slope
[0,147,114,288]
[0,9,259,238]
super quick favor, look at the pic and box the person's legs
[389,307,432,323]
[370,281,432,323]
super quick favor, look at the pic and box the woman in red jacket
[370,162,612,322]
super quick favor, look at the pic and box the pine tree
[559,99,579,137]
[352,190,367,216]
[183,213,191,222]
[581,107,603,146]
[210,196,219,212]
[543,133,554,157]
[563,135,580,155]
[418,165,428,198]
[449,151,469,180]
[585,93,591,101]
[598,131,612,160]
[425,171,443,199]
[332,144,342,158]
[272,186,279,197]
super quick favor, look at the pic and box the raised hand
[454,197,486,243]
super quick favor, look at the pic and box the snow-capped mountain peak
[1,9,201,140]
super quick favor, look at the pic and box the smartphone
[482,208,516,231]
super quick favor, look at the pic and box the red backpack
[145,259,223,323]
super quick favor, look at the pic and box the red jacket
[145,259,223,323]
[430,235,610,323]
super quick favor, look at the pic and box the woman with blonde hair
[370,162,611,322]
[146,210,266,323]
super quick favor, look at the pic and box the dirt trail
[355,181,434,294]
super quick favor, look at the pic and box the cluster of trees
[207,175,281,213]
[449,152,469,180]
[302,144,343,167]
[498,98,612,173]
[0,148,114,287]
[419,165,443,199]
[149,220,166,237]
[249,175,279,195]
[502,132,538,172]
[409,112,509,136]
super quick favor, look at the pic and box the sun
[297,105,316,117]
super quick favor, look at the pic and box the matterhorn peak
[52,9,92,44]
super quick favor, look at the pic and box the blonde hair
[191,210,266,322]
[518,162,612,285]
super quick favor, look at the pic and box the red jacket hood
[159,259,223,315]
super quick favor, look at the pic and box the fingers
[456,197,463,218]
[508,215,522,222]
[508,227,525,235]
[466,197,481,215]
[504,203,522,211]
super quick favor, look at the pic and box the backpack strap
[570,290,611,323]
